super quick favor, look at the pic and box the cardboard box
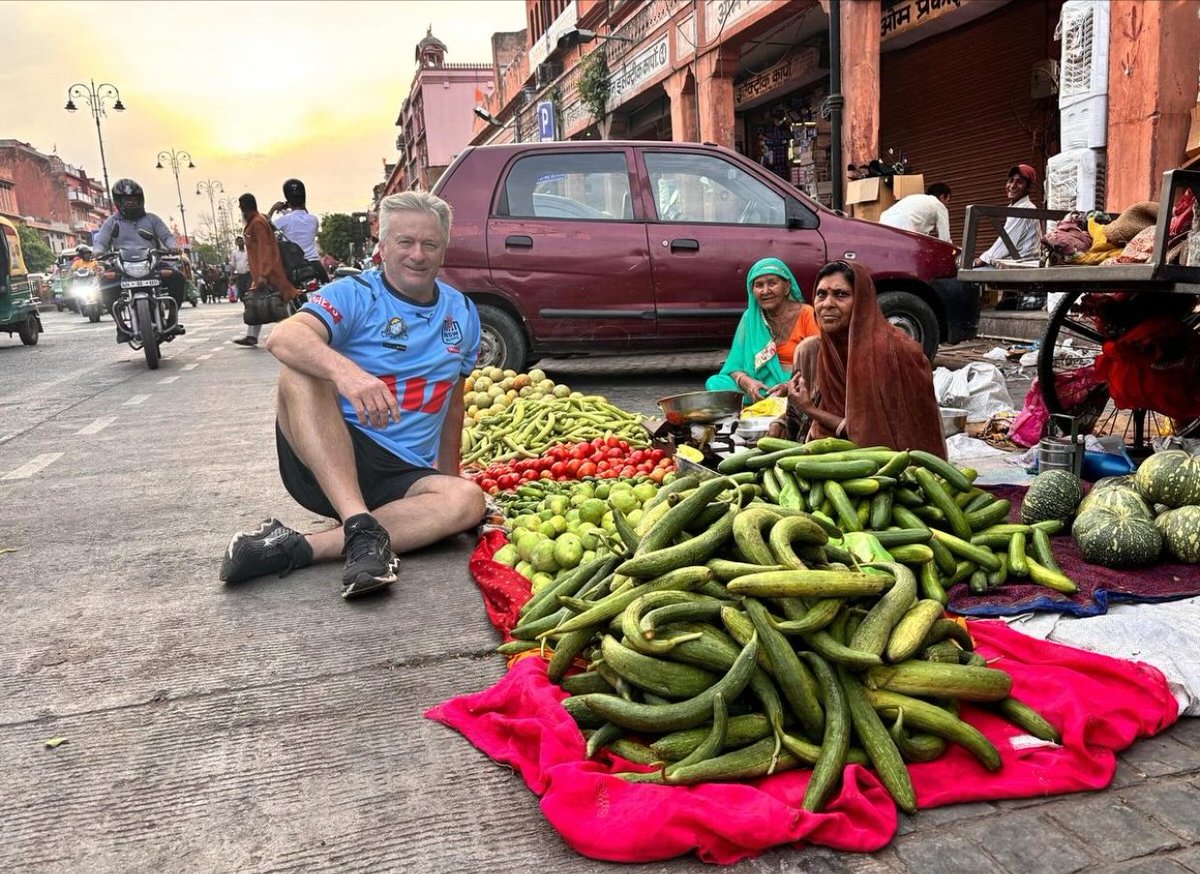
[846,174,925,222]
[1187,104,1200,159]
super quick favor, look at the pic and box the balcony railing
[608,0,687,62]
[68,189,95,206]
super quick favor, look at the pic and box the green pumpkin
[1155,506,1200,563]
[1022,469,1084,524]
[1072,504,1162,568]
[1135,450,1200,509]
[1077,485,1153,519]
[1091,474,1137,493]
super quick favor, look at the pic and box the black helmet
[111,178,146,221]
[76,244,93,257]
[282,178,306,207]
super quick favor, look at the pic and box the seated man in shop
[972,164,1041,267]
[218,191,486,601]
[879,183,952,240]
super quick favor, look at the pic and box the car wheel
[476,304,528,371]
[18,313,39,346]
[877,291,939,361]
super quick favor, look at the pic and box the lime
[633,482,658,504]
[552,533,584,570]
[578,498,607,525]
[608,489,639,515]
[516,532,545,563]
[494,544,519,567]
[530,539,559,573]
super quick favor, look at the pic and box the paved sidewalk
[0,312,1195,873]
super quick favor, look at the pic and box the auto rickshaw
[0,216,43,345]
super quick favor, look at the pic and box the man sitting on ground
[219,191,486,600]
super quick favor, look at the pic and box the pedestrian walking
[232,194,297,347]
[229,237,250,304]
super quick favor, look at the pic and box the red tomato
[601,468,618,478]
[605,435,621,448]
[566,458,582,476]
[550,461,567,477]
[496,473,517,490]
[522,469,538,481]
[649,468,666,484]
[539,469,553,479]
[578,461,597,477]
[480,478,497,491]
[569,444,588,460]
[607,447,623,459]
[619,465,636,478]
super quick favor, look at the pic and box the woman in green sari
[705,257,818,402]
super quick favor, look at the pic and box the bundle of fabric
[426,623,1177,863]
[1070,214,1124,264]
[1041,212,1093,260]
[1094,313,1200,421]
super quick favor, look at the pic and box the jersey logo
[382,316,408,351]
[441,317,463,346]
[311,293,342,324]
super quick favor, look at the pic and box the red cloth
[426,622,1177,864]
[1094,313,1200,421]
[470,530,531,637]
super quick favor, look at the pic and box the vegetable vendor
[705,257,819,402]
[771,260,946,458]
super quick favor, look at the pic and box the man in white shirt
[879,183,952,240]
[973,164,1041,266]
[269,178,329,284]
[229,236,251,301]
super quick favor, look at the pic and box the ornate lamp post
[155,148,195,252]
[195,178,225,259]
[64,79,126,201]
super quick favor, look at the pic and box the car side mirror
[138,228,155,241]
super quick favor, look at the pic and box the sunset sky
[2,0,525,236]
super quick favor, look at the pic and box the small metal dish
[657,390,744,425]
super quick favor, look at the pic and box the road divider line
[210,346,225,353]
[1,452,64,481]
[123,394,150,406]
[182,363,198,371]
[198,354,213,361]
[158,376,180,384]
[76,416,117,436]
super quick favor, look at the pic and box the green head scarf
[705,257,806,399]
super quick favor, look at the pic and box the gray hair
[378,191,452,244]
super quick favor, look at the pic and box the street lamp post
[64,79,126,201]
[195,178,225,260]
[156,148,195,253]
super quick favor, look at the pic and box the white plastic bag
[931,363,1015,423]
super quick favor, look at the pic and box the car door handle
[669,238,699,252]
[505,235,533,248]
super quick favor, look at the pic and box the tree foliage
[193,243,222,266]
[577,49,611,134]
[317,213,355,261]
[17,225,54,273]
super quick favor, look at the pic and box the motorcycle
[100,229,186,370]
[69,267,104,322]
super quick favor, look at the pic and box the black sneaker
[232,335,258,347]
[220,518,313,584]
[341,513,398,599]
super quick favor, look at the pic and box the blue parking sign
[537,101,556,142]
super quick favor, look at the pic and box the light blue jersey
[301,271,480,468]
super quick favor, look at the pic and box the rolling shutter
[879,1,1058,257]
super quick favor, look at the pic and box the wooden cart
[957,169,1200,450]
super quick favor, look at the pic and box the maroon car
[431,141,977,370]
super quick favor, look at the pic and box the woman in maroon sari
[772,260,946,458]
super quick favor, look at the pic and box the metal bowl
[657,390,744,425]
[940,407,968,437]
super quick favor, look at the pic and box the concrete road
[1,306,1197,873]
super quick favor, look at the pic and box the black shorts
[276,421,438,520]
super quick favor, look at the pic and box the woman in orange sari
[772,260,946,458]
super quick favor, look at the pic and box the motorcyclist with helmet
[70,244,100,274]
[96,178,186,340]
[268,178,329,284]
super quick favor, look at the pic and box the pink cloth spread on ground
[426,621,1177,864]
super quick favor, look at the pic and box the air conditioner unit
[1046,147,1107,212]
[536,61,563,90]
[1058,0,1110,106]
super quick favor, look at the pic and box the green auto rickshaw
[0,216,43,345]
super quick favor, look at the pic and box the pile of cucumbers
[500,458,1063,814]
[719,437,1079,597]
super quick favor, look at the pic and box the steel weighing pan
[657,390,744,425]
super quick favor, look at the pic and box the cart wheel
[1038,291,1200,453]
